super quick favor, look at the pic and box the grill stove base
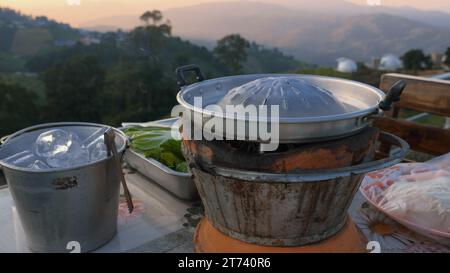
[194,217,367,253]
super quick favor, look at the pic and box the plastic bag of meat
[361,152,450,242]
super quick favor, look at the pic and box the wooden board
[374,117,450,156]
[380,73,450,117]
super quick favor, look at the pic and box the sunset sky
[1,0,449,27]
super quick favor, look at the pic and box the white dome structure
[379,54,402,71]
[336,58,357,73]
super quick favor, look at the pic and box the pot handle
[379,80,407,111]
[175,64,205,87]
[212,132,410,183]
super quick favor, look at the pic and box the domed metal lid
[217,76,349,118]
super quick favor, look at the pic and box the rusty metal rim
[210,132,408,183]
[211,215,349,247]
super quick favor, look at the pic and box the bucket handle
[0,135,6,172]
[104,128,134,213]
[211,132,409,183]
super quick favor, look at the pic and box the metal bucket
[183,132,408,246]
[0,122,127,252]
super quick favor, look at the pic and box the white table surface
[1,168,448,253]
[0,167,199,253]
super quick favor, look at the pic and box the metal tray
[120,118,198,201]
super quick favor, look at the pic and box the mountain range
[80,1,450,65]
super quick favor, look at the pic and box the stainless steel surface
[120,119,198,201]
[177,74,386,143]
[123,148,197,200]
[212,132,408,183]
[0,122,127,252]
[217,76,349,118]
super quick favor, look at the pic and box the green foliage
[294,67,352,79]
[10,28,53,55]
[244,42,308,73]
[175,161,188,173]
[401,49,432,72]
[444,47,450,67]
[0,52,26,72]
[0,7,82,73]
[140,10,163,26]
[0,80,38,136]
[25,42,122,73]
[42,54,105,122]
[124,127,187,172]
[0,26,15,52]
[102,60,177,125]
[294,66,384,87]
[0,9,309,138]
[214,34,250,74]
[0,73,46,105]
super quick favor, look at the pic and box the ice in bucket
[35,129,74,157]
[35,129,89,168]
[28,160,49,169]
[4,127,111,170]
[83,127,108,162]
[3,150,37,167]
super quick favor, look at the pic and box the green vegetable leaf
[160,138,183,159]
[124,126,188,172]
[160,152,182,168]
[175,162,188,173]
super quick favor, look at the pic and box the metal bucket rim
[0,122,127,173]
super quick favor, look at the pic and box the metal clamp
[175,64,205,87]
[212,132,410,183]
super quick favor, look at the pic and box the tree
[444,47,450,67]
[140,10,163,26]
[0,80,38,136]
[42,54,105,122]
[401,49,431,72]
[214,34,250,74]
[102,61,176,126]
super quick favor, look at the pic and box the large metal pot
[175,65,406,143]
[0,122,127,252]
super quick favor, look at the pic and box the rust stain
[271,146,351,172]
[199,145,214,162]
[52,176,78,190]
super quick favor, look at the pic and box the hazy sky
[1,0,449,26]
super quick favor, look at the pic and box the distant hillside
[259,0,450,28]
[162,2,450,65]
[0,6,306,73]
[0,7,86,72]
[0,8,82,54]
[80,1,450,65]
